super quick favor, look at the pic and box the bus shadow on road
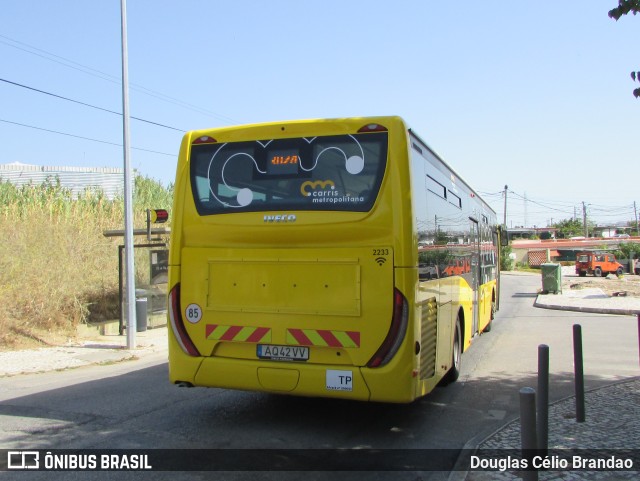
[0,361,637,455]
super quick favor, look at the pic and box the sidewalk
[461,377,640,481]
[535,287,640,316]
[531,265,640,316]
[0,326,168,377]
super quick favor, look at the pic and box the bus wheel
[442,317,462,385]
[484,299,495,333]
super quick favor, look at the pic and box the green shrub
[500,243,514,271]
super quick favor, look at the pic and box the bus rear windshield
[190,132,388,215]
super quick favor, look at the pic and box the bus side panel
[415,276,455,397]
[447,276,474,352]
[478,280,497,333]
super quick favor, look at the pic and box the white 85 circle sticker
[185,304,202,323]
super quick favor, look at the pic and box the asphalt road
[0,273,637,481]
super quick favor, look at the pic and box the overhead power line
[0,118,175,157]
[508,190,574,216]
[0,77,184,132]
[0,33,238,124]
[499,187,637,227]
[589,204,635,213]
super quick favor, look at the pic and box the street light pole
[120,0,136,349]
[503,185,508,227]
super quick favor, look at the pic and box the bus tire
[442,317,462,385]
[484,296,496,333]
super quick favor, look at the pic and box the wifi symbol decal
[375,257,387,266]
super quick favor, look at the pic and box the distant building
[0,162,124,200]
[594,225,632,238]
[505,227,557,241]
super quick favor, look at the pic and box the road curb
[533,296,640,316]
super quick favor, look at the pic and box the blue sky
[1,1,638,228]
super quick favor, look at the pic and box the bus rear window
[190,132,387,214]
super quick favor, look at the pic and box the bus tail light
[358,123,388,133]
[192,136,217,144]
[168,283,200,357]
[367,288,408,368]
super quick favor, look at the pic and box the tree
[552,218,585,239]
[608,0,640,19]
[613,242,640,261]
[609,1,640,98]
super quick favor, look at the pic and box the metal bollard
[519,387,538,481]
[537,344,549,453]
[573,324,585,423]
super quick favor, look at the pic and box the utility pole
[503,185,508,227]
[634,201,639,235]
[582,201,588,238]
[121,0,137,349]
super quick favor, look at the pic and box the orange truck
[575,251,624,277]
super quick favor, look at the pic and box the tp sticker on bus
[326,370,353,391]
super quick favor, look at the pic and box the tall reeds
[0,175,173,348]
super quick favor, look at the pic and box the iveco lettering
[263,214,296,223]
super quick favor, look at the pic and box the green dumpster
[541,263,562,294]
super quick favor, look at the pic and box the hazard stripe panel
[205,325,272,343]
[286,329,360,348]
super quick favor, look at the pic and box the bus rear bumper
[191,357,372,401]
[169,336,419,403]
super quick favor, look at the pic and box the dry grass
[0,176,172,350]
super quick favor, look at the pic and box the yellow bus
[168,116,503,403]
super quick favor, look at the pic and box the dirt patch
[0,321,79,352]
[563,272,640,298]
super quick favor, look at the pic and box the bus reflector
[168,284,200,357]
[358,124,388,133]
[287,329,360,348]
[367,288,408,368]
